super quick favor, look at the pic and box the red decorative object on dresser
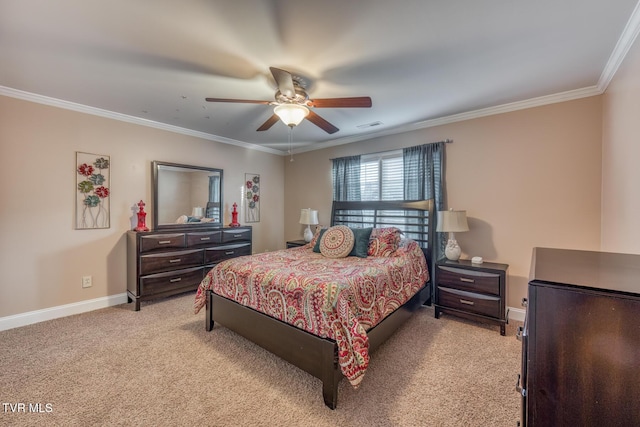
[134,200,149,232]
[229,202,240,227]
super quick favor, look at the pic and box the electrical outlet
[82,276,92,288]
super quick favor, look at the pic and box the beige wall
[4,29,638,321]
[285,97,604,308]
[0,95,284,318]
[602,33,640,254]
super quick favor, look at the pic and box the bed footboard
[205,281,430,409]
[207,290,343,408]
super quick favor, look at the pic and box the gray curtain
[332,155,361,201]
[206,175,221,219]
[331,155,362,227]
[403,141,446,256]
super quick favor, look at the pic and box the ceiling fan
[205,67,372,134]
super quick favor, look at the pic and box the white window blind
[360,150,403,201]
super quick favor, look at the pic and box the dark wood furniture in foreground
[206,199,436,409]
[127,227,251,311]
[434,259,509,335]
[286,239,307,248]
[518,247,640,426]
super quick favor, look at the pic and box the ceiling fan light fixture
[274,104,309,127]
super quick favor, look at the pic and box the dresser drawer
[140,233,186,253]
[204,242,251,264]
[140,249,204,275]
[437,286,501,318]
[221,228,252,243]
[140,267,204,296]
[186,230,222,247]
[437,265,501,296]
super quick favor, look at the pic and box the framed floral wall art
[76,152,110,229]
[245,173,260,223]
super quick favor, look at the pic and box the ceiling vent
[357,121,383,129]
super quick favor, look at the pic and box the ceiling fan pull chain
[288,126,294,162]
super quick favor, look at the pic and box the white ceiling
[2,0,639,155]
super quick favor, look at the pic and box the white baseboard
[1,296,525,332]
[0,293,129,332]
[508,306,526,323]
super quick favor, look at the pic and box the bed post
[320,343,341,409]
[206,290,214,331]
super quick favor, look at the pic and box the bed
[193,199,436,409]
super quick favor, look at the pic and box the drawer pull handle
[233,234,242,238]
[225,251,234,255]
[515,374,526,397]
[459,299,475,306]
[460,277,475,283]
[169,259,181,263]
[169,278,182,283]
[200,237,210,241]
[158,240,171,244]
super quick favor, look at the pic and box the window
[357,150,405,228]
[360,150,403,201]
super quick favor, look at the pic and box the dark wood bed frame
[205,199,436,409]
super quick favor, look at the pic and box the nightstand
[286,239,308,248]
[434,258,509,335]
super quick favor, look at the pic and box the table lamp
[299,208,319,242]
[436,209,469,261]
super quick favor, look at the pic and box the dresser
[434,259,509,335]
[126,227,252,310]
[519,247,640,426]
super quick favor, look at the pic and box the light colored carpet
[0,293,522,426]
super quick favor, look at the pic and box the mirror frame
[152,161,224,230]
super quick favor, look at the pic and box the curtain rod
[330,139,453,160]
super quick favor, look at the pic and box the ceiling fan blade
[205,98,271,104]
[269,67,295,99]
[306,110,339,134]
[307,97,372,108]
[257,114,280,132]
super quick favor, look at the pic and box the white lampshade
[192,207,204,218]
[299,208,319,225]
[436,209,469,233]
[436,209,469,261]
[274,104,309,127]
[299,208,319,243]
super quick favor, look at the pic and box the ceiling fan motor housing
[275,85,309,105]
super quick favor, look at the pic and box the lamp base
[444,237,462,261]
[303,225,313,242]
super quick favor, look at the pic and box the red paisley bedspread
[193,239,429,387]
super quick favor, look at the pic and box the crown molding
[5,0,640,159]
[294,85,602,154]
[0,86,283,156]
[597,0,640,92]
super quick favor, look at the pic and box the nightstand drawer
[437,265,500,296]
[437,286,501,318]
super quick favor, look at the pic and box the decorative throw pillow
[312,228,327,253]
[348,227,373,258]
[319,225,355,258]
[368,227,402,257]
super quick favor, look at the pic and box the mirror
[152,161,223,229]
